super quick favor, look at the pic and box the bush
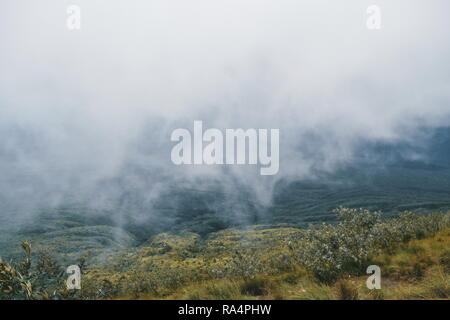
[300,208,381,283]
[335,280,359,300]
[439,251,450,274]
[0,242,71,300]
[240,276,273,296]
[295,209,450,283]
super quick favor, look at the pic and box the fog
[1,0,450,226]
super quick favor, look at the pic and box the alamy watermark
[65,5,380,31]
[366,265,381,289]
[367,5,382,30]
[171,121,279,175]
[67,5,81,30]
[66,265,81,290]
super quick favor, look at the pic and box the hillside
[1,209,449,300]
[2,128,450,263]
[3,163,450,264]
[162,228,450,300]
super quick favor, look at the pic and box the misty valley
[1,127,450,300]
[1,0,450,302]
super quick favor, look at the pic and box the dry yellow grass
[124,229,450,300]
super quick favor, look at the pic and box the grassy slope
[133,229,450,300]
[1,210,448,299]
[80,226,449,300]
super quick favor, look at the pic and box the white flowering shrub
[297,209,450,283]
[300,208,381,283]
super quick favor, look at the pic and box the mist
[1,0,450,231]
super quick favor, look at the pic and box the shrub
[292,209,450,283]
[439,251,450,274]
[300,208,381,283]
[335,280,359,300]
[240,276,273,296]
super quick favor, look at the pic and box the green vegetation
[271,167,450,225]
[1,208,449,300]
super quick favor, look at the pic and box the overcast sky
[1,0,450,213]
